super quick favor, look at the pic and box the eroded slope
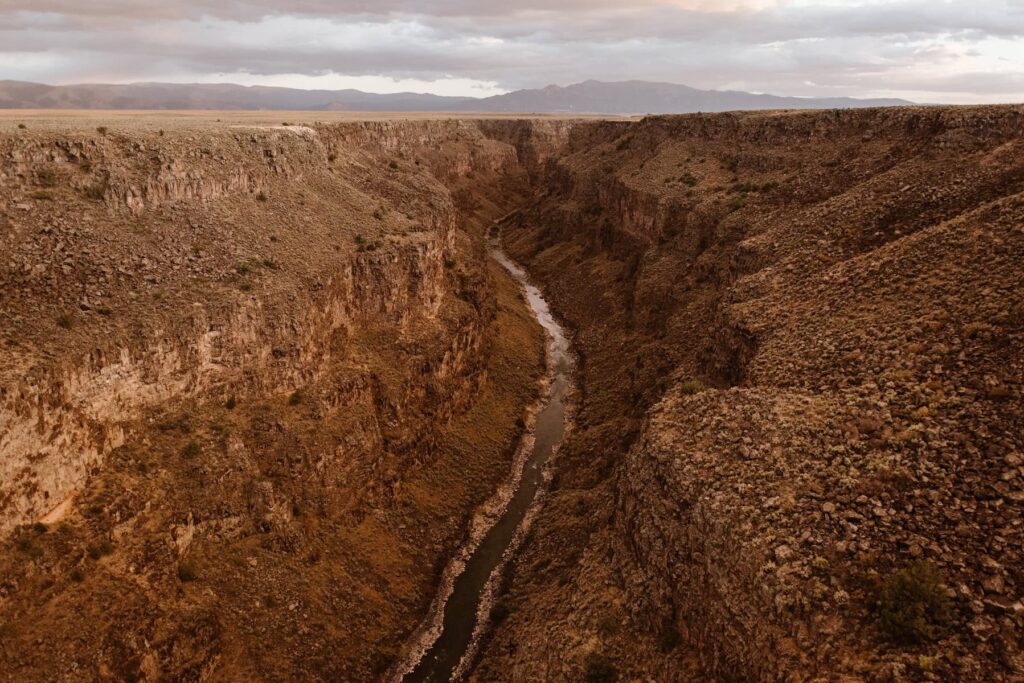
[475,106,1024,682]
[0,119,546,680]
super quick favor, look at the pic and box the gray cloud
[1,0,1022,102]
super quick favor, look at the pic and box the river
[397,232,575,682]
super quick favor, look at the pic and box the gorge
[1,106,1023,681]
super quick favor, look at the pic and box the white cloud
[0,0,1022,102]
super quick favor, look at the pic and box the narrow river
[399,234,574,683]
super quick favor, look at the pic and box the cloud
[1,0,1022,102]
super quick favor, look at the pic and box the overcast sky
[1,0,1022,102]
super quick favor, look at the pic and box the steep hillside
[0,118,548,680]
[474,106,1024,682]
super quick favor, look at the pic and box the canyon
[0,105,1022,681]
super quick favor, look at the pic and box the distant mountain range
[0,79,912,114]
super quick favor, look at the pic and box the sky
[1,0,1023,103]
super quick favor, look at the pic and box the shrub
[679,378,706,396]
[84,184,106,200]
[585,653,618,683]
[225,395,237,410]
[57,313,74,329]
[288,390,303,406]
[96,126,108,136]
[15,536,42,558]
[37,168,57,187]
[32,522,48,535]
[874,561,951,645]
[31,191,54,201]
[17,123,26,129]
[87,540,114,560]
[181,440,201,458]
[489,601,510,624]
[681,173,698,187]
[177,561,197,582]
[388,160,399,169]
[256,190,268,202]
[70,568,85,582]
[96,306,112,316]
[327,153,337,162]
[732,181,760,193]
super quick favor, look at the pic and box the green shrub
[679,378,706,396]
[874,561,951,645]
[56,313,74,329]
[17,123,26,129]
[181,440,201,458]
[256,190,268,202]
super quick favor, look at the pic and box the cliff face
[0,119,547,680]
[474,107,1024,682]
[0,125,464,533]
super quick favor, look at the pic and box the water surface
[402,238,573,682]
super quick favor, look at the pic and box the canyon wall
[0,118,549,680]
[474,106,1024,682]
